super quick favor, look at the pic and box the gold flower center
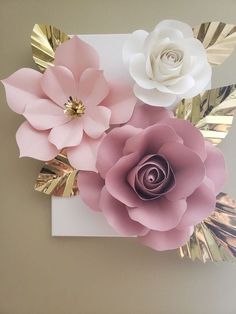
[64,96,85,117]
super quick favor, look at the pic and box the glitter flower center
[64,96,85,117]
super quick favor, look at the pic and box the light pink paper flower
[78,103,227,251]
[2,36,137,171]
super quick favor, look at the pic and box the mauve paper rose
[2,36,137,171]
[77,104,226,251]
[123,20,212,107]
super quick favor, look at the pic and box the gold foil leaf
[31,24,69,72]
[180,193,236,263]
[193,22,236,66]
[34,152,78,197]
[175,84,236,145]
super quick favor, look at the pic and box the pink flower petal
[67,135,103,171]
[123,124,182,156]
[105,152,143,207]
[128,102,173,129]
[100,187,147,236]
[159,142,205,200]
[16,121,59,160]
[204,141,227,194]
[97,125,141,178]
[54,36,99,81]
[1,68,45,114]
[139,226,194,251]
[41,65,77,107]
[165,118,206,161]
[177,177,216,228]
[128,197,187,231]
[101,82,137,124]
[24,99,70,130]
[77,171,104,212]
[49,119,83,150]
[83,106,111,139]
[77,68,109,106]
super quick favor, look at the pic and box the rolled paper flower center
[160,48,184,66]
[64,96,85,118]
[128,154,175,201]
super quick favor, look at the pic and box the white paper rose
[123,20,212,107]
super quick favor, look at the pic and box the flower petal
[67,135,103,171]
[204,141,227,194]
[159,142,205,200]
[41,65,77,107]
[54,36,99,81]
[83,106,111,139]
[101,82,137,124]
[133,84,177,107]
[77,171,104,212]
[128,103,173,129]
[139,226,194,251]
[128,198,187,231]
[105,152,143,207]
[155,20,193,38]
[177,178,216,229]
[129,54,157,89]
[1,68,45,114]
[49,119,83,150]
[16,121,59,160]
[165,118,206,161]
[77,68,109,106]
[24,99,70,130]
[100,187,147,236]
[123,124,182,156]
[123,30,148,64]
[97,125,141,178]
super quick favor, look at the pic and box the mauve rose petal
[128,197,187,231]
[177,177,216,228]
[105,152,144,207]
[123,124,183,156]
[100,187,148,236]
[165,118,206,161]
[78,171,104,212]
[128,102,173,129]
[204,141,227,194]
[97,125,141,178]
[159,142,205,200]
[139,225,194,251]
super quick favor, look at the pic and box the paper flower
[2,36,137,171]
[78,104,226,251]
[123,20,212,107]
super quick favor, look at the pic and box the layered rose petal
[2,68,45,114]
[16,121,59,160]
[49,119,83,150]
[204,141,227,194]
[140,226,194,251]
[54,36,99,81]
[177,178,216,228]
[67,135,103,172]
[100,187,147,236]
[128,198,187,231]
[128,103,173,128]
[154,20,194,38]
[78,171,104,212]
[159,142,205,200]
[41,65,77,107]
[123,30,148,64]
[97,125,141,178]
[123,124,182,156]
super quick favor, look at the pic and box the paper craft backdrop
[1,0,236,313]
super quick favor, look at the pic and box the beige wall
[1,0,236,313]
